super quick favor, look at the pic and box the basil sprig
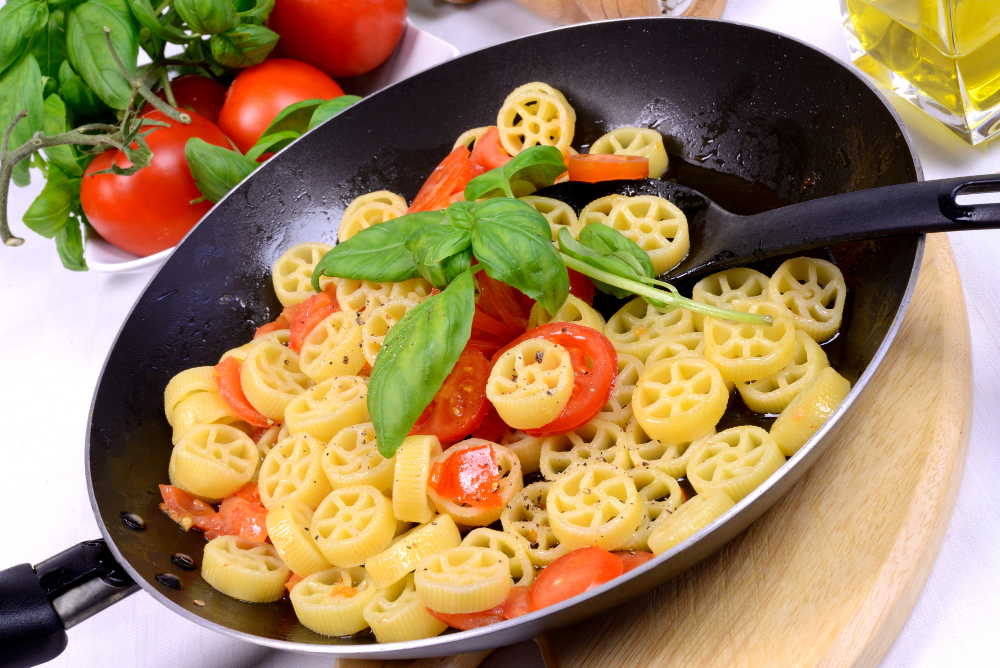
[464,144,566,201]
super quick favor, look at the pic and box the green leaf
[126,0,191,42]
[66,0,140,110]
[261,99,323,137]
[578,223,655,278]
[369,270,475,458]
[405,224,472,288]
[209,23,278,68]
[443,200,475,231]
[176,0,239,34]
[308,95,361,130]
[471,198,568,314]
[23,164,73,238]
[312,212,442,289]
[27,6,66,80]
[0,54,44,187]
[55,216,87,270]
[57,60,106,116]
[185,137,258,203]
[0,0,48,78]
[234,0,273,25]
[558,227,645,300]
[244,129,299,161]
[42,95,85,177]
[464,145,566,201]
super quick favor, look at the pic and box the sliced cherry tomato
[613,550,656,574]
[232,482,262,505]
[410,349,490,444]
[501,585,532,620]
[408,146,472,213]
[528,547,623,612]
[466,270,534,357]
[568,154,649,183]
[285,573,303,594]
[213,357,271,428]
[254,317,289,339]
[470,403,510,443]
[470,126,511,173]
[209,492,268,542]
[429,442,502,508]
[426,606,505,631]
[491,323,617,436]
[567,268,596,306]
[288,292,340,352]
[159,484,220,532]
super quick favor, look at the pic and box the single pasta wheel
[322,422,395,494]
[590,127,668,179]
[271,242,334,307]
[201,535,289,602]
[428,441,523,527]
[603,196,689,276]
[258,433,331,510]
[539,419,630,481]
[363,573,448,643]
[299,311,366,383]
[579,194,626,227]
[623,417,713,479]
[647,490,735,556]
[339,191,407,243]
[290,566,378,637]
[619,467,684,552]
[604,298,694,362]
[265,499,330,577]
[414,547,512,615]
[311,485,396,567]
[500,431,550,475]
[170,390,247,445]
[501,481,569,567]
[337,278,434,313]
[486,339,575,429]
[496,87,575,155]
[547,462,643,551]
[164,366,215,426]
[220,328,290,365]
[361,297,420,367]
[454,126,490,150]
[704,300,797,383]
[527,295,606,333]
[632,357,728,444]
[284,376,369,443]
[686,426,786,502]
[768,257,847,342]
[738,331,830,414]
[168,424,257,501]
[594,354,644,428]
[770,367,851,456]
[691,268,769,331]
[519,195,582,242]
[511,82,576,121]
[462,528,535,587]
[392,435,443,524]
[365,515,462,589]
[240,340,310,420]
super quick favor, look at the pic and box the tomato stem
[160,69,178,108]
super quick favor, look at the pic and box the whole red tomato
[267,0,407,78]
[153,75,227,125]
[217,59,344,153]
[80,109,231,258]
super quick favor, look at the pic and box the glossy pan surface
[87,17,922,658]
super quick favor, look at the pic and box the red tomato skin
[154,75,227,124]
[426,606,505,631]
[568,154,649,183]
[267,0,407,78]
[528,547,623,612]
[470,126,511,173]
[470,403,509,443]
[567,268,596,306]
[214,357,272,428]
[80,109,230,257]
[288,292,339,352]
[613,550,656,573]
[218,59,344,153]
[410,348,490,444]
[501,585,532,619]
[429,442,502,508]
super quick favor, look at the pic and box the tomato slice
[567,268,595,306]
[528,547,623,612]
[159,484,221,532]
[501,585,532,619]
[209,492,268,542]
[408,146,473,213]
[568,154,649,183]
[410,348,490,444]
[214,357,272,428]
[426,605,505,631]
[429,442,502,508]
[470,403,510,443]
[470,126,511,173]
[288,292,340,352]
[285,573,303,594]
[491,323,617,437]
[466,270,533,357]
[613,550,656,574]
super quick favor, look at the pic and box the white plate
[85,21,459,273]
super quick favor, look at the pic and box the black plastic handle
[0,540,138,668]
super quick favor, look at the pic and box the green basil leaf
[0,0,48,78]
[471,199,568,314]
[57,60,106,116]
[258,98,323,138]
[557,227,636,299]
[464,145,566,201]
[405,224,472,288]
[175,0,239,34]
[55,215,87,271]
[185,137,258,203]
[244,129,299,161]
[66,0,139,110]
[209,23,277,68]
[23,164,72,238]
[443,200,475,231]
[0,54,44,187]
[28,5,66,82]
[369,270,475,457]
[312,212,441,289]
[308,95,361,130]
[41,95,85,177]
[126,0,191,42]
[578,223,655,278]
[235,0,273,25]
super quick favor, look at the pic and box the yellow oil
[843,0,1000,116]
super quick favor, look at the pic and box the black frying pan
[0,17,924,665]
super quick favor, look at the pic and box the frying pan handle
[0,540,138,668]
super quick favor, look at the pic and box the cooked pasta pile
[159,82,851,642]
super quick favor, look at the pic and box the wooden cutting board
[339,233,971,668]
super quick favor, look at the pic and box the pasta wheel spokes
[691,268,769,330]
[685,425,786,503]
[539,419,628,480]
[519,195,581,242]
[604,297,694,362]
[501,481,567,567]
[258,433,331,510]
[462,528,535,587]
[322,422,394,493]
[620,467,684,551]
[271,242,334,307]
[497,88,575,155]
[299,311,366,382]
[738,331,830,414]
[768,257,847,342]
[487,339,574,429]
[168,424,257,501]
[604,196,690,276]
[633,357,728,444]
[547,463,643,551]
[624,417,711,479]
[240,340,309,420]
[312,485,396,567]
[285,375,370,443]
[362,297,420,367]
[704,300,796,383]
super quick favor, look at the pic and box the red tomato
[465,270,534,357]
[426,606,505,631]
[214,357,272,428]
[154,75,227,125]
[568,154,649,183]
[80,109,230,257]
[410,348,490,444]
[209,488,268,542]
[567,268,595,305]
[613,550,656,573]
[470,126,511,174]
[254,319,288,338]
[407,146,473,213]
[429,442,502,508]
[218,59,344,153]
[288,292,340,352]
[492,323,617,436]
[267,0,407,78]
[501,585,532,619]
[158,484,220,532]
[470,403,510,443]
[528,547,623,612]
[285,573,303,594]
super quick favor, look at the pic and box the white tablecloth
[1,0,998,666]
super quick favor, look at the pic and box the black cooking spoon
[538,174,1000,281]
